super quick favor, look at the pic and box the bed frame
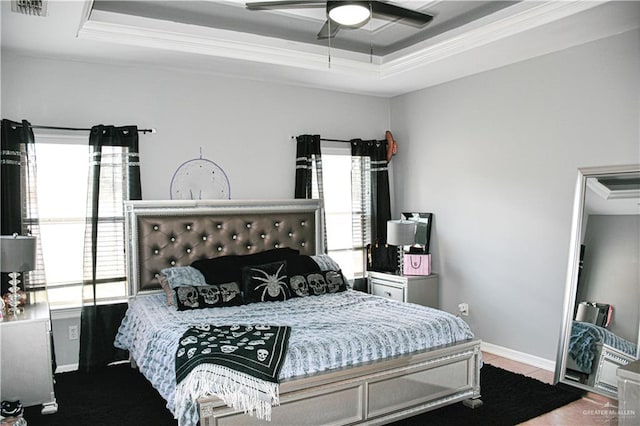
[567,343,637,397]
[124,199,482,425]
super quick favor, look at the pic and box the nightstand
[368,271,439,308]
[0,303,58,414]
[617,359,640,426]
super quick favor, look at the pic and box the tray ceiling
[90,1,517,56]
[2,1,639,96]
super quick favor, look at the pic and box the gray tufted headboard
[124,199,323,296]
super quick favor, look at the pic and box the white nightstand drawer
[367,271,439,308]
[372,282,404,302]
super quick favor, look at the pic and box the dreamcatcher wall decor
[170,149,231,200]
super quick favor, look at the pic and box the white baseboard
[55,363,78,373]
[481,341,556,372]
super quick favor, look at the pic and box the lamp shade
[1,235,37,272]
[386,220,415,247]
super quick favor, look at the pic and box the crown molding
[380,0,607,76]
[587,178,640,201]
[78,12,380,77]
[77,1,611,82]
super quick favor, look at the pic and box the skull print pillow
[289,270,348,297]
[158,266,208,306]
[174,282,243,311]
[242,261,291,304]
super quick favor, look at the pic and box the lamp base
[6,272,22,315]
[396,247,404,275]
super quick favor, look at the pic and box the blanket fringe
[175,364,280,421]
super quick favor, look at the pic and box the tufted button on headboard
[124,200,322,295]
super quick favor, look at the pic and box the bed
[567,321,638,395]
[115,199,482,425]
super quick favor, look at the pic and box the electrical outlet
[68,325,79,340]
[458,303,469,316]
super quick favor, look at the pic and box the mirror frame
[401,212,433,253]
[555,164,640,395]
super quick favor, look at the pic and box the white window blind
[25,136,129,308]
[83,146,129,303]
[316,145,369,280]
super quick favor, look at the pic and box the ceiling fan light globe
[328,4,370,26]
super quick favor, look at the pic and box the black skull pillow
[174,282,242,311]
[289,270,347,297]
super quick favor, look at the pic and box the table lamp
[1,234,37,315]
[387,220,415,274]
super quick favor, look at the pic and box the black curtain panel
[294,134,327,253]
[84,124,141,302]
[351,139,392,291]
[0,119,27,236]
[0,119,45,294]
[350,139,391,244]
[79,124,141,372]
[78,303,129,372]
[294,134,322,199]
[1,120,27,295]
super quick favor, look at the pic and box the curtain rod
[25,124,156,134]
[290,136,351,143]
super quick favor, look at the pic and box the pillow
[242,261,291,304]
[289,270,348,297]
[191,247,299,285]
[311,254,342,271]
[158,266,208,305]
[174,282,242,311]
[286,254,321,276]
[161,265,208,287]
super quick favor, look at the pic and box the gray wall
[1,53,390,368]
[2,29,638,368]
[390,29,639,361]
[579,215,640,342]
[1,53,390,201]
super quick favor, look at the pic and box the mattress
[114,290,475,425]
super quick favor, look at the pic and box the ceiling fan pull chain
[369,2,373,63]
[328,18,332,69]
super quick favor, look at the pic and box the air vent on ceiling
[11,0,48,17]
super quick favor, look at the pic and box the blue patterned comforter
[568,321,638,372]
[114,290,474,426]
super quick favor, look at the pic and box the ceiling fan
[245,1,433,40]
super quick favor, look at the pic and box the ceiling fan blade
[370,1,433,26]
[317,20,341,40]
[246,1,325,10]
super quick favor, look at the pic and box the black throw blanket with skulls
[174,324,291,421]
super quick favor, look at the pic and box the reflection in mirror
[556,165,640,398]
[401,212,433,253]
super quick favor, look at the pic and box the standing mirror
[556,165,640,397]
[401,212,433,253]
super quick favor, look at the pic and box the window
[318,144,366,280]
[31,137,360,306]
[26,134,128,308]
